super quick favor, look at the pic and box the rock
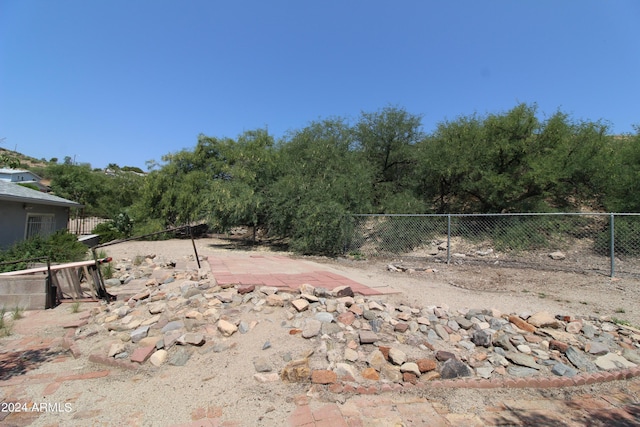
[311,369,337,384]
[549,251,566,260]
[302,319,322,338]
[622,349,640,365]
[566,321,582,334]
[333,286,354,297]
[494,333,517,352]
[551,362,578,377]
[434,324,450,341]
[527,311,560,328]
[504,352,540,370]
[337,311,356,326]
[359,330,378,345]
[394,323,409,333]
[131,345,155,363]
[565,346,598,372]
[217,319,238,337]
[400,362,420,377]
[344,348,359,362]
[314,312,334,323]
[507,366,539,377]
[139,336,161,348]
[130,325,150,343]
[476,366,493,378]
[168,348,191,366]
[237,284,255,294]
[361,367,380,380]
[380,364,402,382]
[105,278,121,287]
[164,330,182,348]
[335,363,357,380]
[299,283,315,295]
[183,332,205,346]
[149,349,168,366]
[108,342,126,357]
[595,353,637,370]
[516,344,532,354]
[147,302,166,315]
[266,294,284,307]
[472,329,492,347]
[253,357,272,373]
[363,310,376,321]
[508,315,536,333]
[388,348,407,365]
[367,350,387,371]
[585,341,609,355]
[549,339,569,353]
[161,320,185,334]
[435,350,456,362]
[440,359,472,379]
[291,299,309,312]
[416,359,437,373]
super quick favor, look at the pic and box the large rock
[527,311,560,328]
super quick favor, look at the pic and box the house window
[25,214,56,239]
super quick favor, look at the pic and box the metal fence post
[610,213,615,278]
[447,214,451,264]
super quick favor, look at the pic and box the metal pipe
[610,213,615,278]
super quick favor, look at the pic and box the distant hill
[0,147,49,169]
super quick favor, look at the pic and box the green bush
[133,219,172,241]
[289,202,351,256]
[92,212,134,244]
[0,230,88,272]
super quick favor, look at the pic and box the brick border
[315,366,640,394]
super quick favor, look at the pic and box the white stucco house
[0,168,49,191]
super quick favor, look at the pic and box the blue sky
[1,1,639,170]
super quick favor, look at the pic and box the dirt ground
[4,236,638,426]
[177,236,640,327]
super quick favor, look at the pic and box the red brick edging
[318,366,640,394]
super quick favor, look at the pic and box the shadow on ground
[0,348,66,381]
[500,404,640,426]
[206,234,289,252]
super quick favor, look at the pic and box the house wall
[0,200,71,249]
[0,171,40,183]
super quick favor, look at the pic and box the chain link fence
[346,213,640,278]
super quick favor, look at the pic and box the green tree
[268,119,372,254]
[417,104,611,213]
[602,127,640,212]
[205,129,277,233]
[353,106,424,212]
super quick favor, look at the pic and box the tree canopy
[32,103,639,255]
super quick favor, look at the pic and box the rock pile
[83,254,640,391]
